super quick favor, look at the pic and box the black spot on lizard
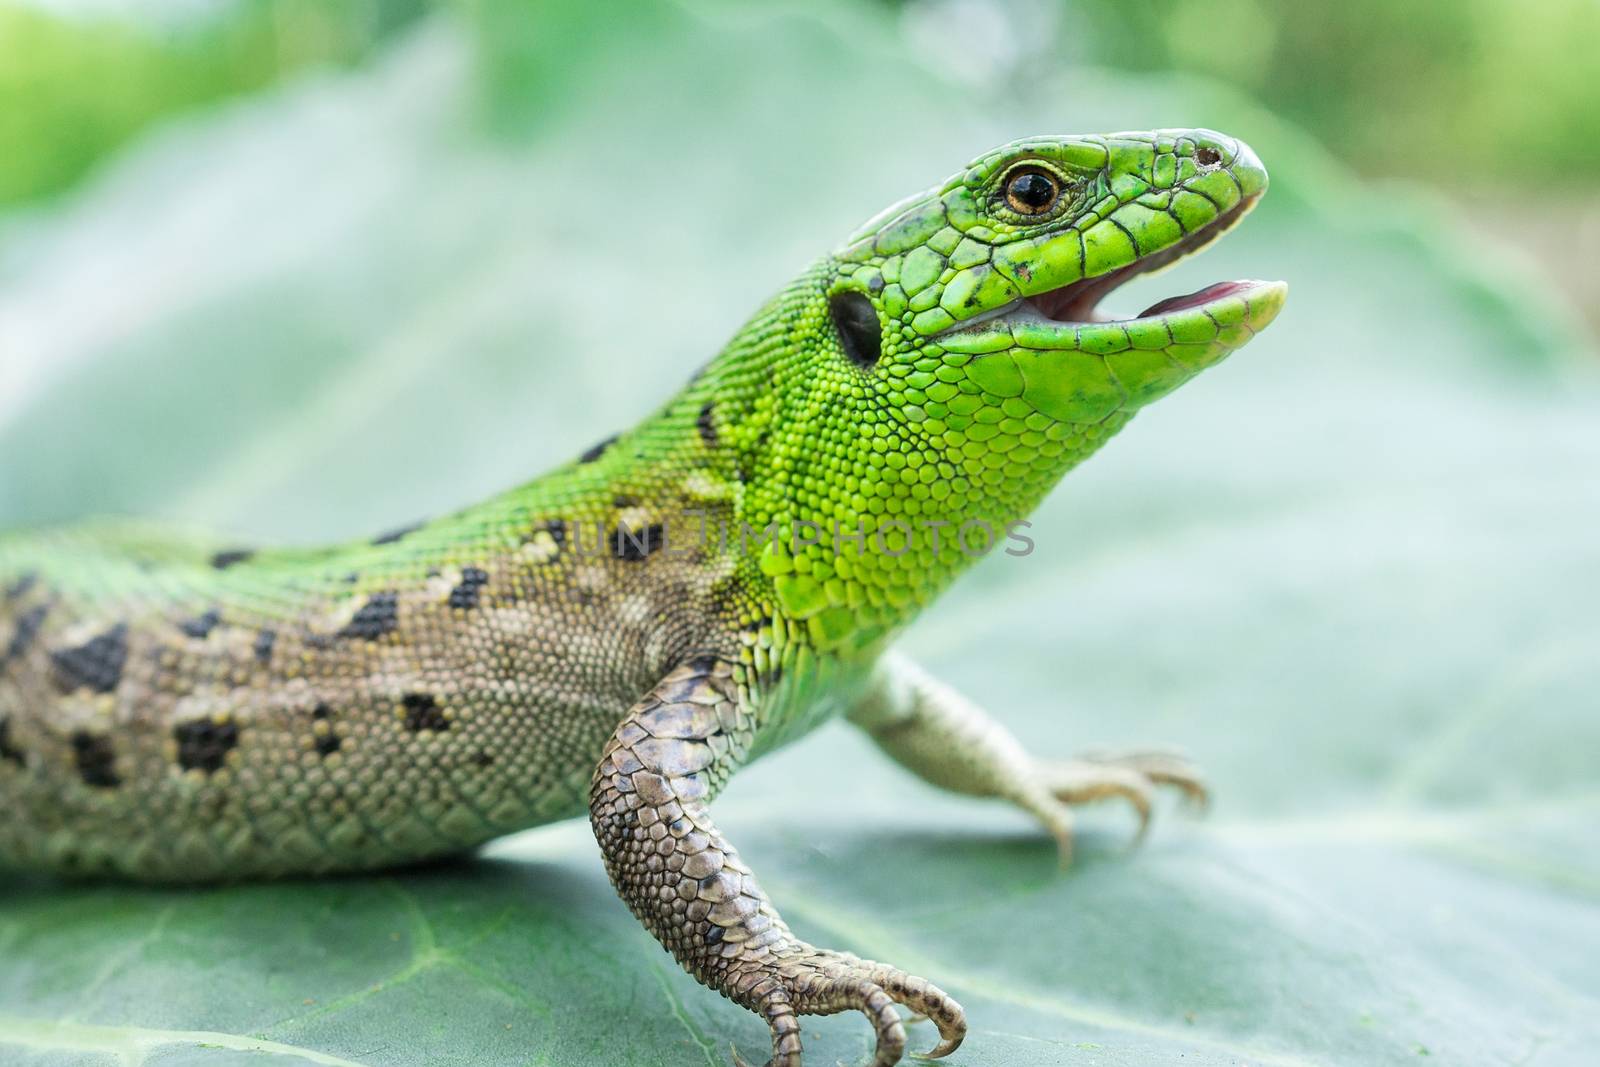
[371,521,424,546]
[697,401,718,446]
[0,716,25,768]
[402,693,448,733]
[178,609,221,640]
[448,568,489,610]
[4,604,48,663]
[174,718,239,774]
[312,704,342,757]
[340,594,399,642]
[610,523,666,561]
[71,731,121,788]
[51,624,129,694]
[579,434,619,464]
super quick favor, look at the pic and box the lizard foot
[729,947,965,1067]
[1008,748,1209,865]
[850,655,1209,870]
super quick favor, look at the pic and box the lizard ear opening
[829,291,881,369]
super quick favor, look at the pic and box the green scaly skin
[0,129,1285,1065]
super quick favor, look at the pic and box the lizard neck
[562,260,1138,659]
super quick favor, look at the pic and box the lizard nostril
[1195,146,1222,167]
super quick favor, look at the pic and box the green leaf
[2,4,1597,1066]
[0,0,426,208]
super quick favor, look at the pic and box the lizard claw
[875,967,964,1060]
[1072,748,1210,813]
[1005,748,1209,865]
[736,950,964,1066]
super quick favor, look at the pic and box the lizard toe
[1050,762,1155,845]
[860,984,908,1067]
[871,966,965,1058]
[1079,748,1211,811]
[734,992,804,1067]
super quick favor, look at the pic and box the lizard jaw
[931,192,1286,357]
[1021,194,1258,325]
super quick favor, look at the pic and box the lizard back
[0,408,758,880]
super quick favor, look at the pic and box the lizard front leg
[847,652,1208,865]
[590,653,965,1067]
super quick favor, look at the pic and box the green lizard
[0,129,1284,1065]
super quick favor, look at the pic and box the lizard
[0,128,1286,1066]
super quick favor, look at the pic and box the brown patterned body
[0,486,746,881]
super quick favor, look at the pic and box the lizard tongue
[1137,280,1256,318]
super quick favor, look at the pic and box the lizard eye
[1003,166,1060,216]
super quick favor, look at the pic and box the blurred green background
[5,0,1598,320]
[1,1,1597,1065]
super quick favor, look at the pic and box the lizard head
[828,128,1284,421]
[713,130,1284,648]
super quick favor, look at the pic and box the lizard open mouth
[1023,198,1258,325]
[933,194,1278,351]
